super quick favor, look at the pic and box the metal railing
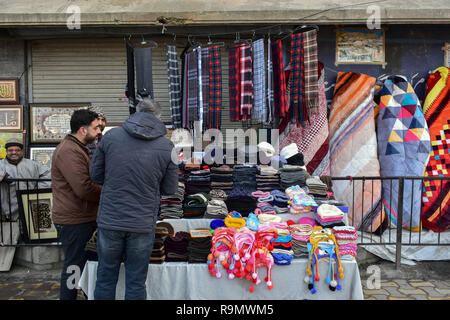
[1,176,449,268]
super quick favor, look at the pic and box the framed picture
[29,147,56,169]
[0,105,23,131]
[17,188,58,243]
[335,28,386,68]
[29,103,89,143]
[0,130,26,159]
[0,78,19,105]
[444,43,450,67]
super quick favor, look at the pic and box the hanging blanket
[375,75,430,232]
[280,62,330,176]
[421,66,450,232]
[329,72,383,232]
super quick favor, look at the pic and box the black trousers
[55,222,96,300]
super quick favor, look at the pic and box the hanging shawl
[302,29,319,115]
[266,37,274,126]
[125,42,136,114]
[208,45,223,130]
[280,62,330,176]
[135,46,154,100]
[201,47,210,131]
[421,66,450,232]
[252,38,266,124]
[375,75,430,232]
[229,44,241,122]
[271,39,288,118]
[289,32,307,124]
[182,49,200,129]
[239,43,253,120]
[166,45,182,128]
[329,72,383,232]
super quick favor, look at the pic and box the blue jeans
[94,227,155,300]
[55,222,96,300]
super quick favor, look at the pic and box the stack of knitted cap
[315,204,345,228]
[279,165,309,190]
[271,190,290,213]
[159,182,185,219]
[225,188,257,217]
[256,165,280,191]
[332,226,358,259]
[185,169,211,196]
[252,191,278,215]
[164,231,191,262]
[183,192,211,218]
[233,164,258,192]
[306,177,328,200]
[205,199,228,219]
[150,222,174,264]
[289,217,317,258]
[269,222,294,265]
[187,229,213,263]
[210,165,234,193]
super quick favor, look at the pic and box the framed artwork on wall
[0,78,19,105]
[17,188,58,243]
[0,130,26,159]
[29,146,56,169]
[335,28,386,68]
[0,105,23,131]
[29,103,89,143]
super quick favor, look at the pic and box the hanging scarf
[184,49,199,128]
[302,29,319,115]
[208,45,222,130]
[229,44,241,122]
[271,39,288,118]
[252,38,266,124]
[239,43,253,120]
[201,47,210,131]
[289,32,307,124]
[266,37,274,126]
[166,45,182,128]
[135,46,154,99]
[125,42,136,114]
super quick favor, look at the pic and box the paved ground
[0,260,449,300]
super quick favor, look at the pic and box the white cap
[280,143,298,160]
[257,142,275,157]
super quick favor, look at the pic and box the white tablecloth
[79,214,363,300]
[79,258,363,300]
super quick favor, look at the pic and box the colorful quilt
[280,63,330,176]
[375,75,430,231]
[329,72,383,232]
[421,67,450,232]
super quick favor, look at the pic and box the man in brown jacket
[51,109,102,300]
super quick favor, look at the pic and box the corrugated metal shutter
[31,37,251,135]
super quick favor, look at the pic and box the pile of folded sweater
[159,182,185,219]
[164,231,191,262]
[306,177,328,200]
[256,165,280,191]
[279,165,310,190]
[233,164,258,192]
[210,165,234,193]
[183,192,211,218]
[225,188,256,217]
[150,222,174,264]
[187,230,213,263]
[185,169,211,196]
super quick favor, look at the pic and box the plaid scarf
[239,43,253,120]
[289,32,307,124]
[271,39,288,118]
[266,37,274,125]
[197,47,204,130]
[228,44,241,121]
[252,38,266,124]
[185,48,199,128]
[208,45,222,130]
[303,29,319,115]
[166,45,182,128]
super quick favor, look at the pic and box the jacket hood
[123,112,167,140]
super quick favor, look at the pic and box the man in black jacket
[90,98,178,300]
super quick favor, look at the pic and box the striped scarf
[266,37,274,125]
[271,39,288,118]
[183,48,199,128]
[303,29,319,115]
[208,45,222,130]
[228,45,241,122]
[166,45,182,128]
[252,38,266,124]
[201,48,210,131]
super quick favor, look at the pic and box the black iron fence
[1,177,449,268]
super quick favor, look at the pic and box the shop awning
[0,0,449,27]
